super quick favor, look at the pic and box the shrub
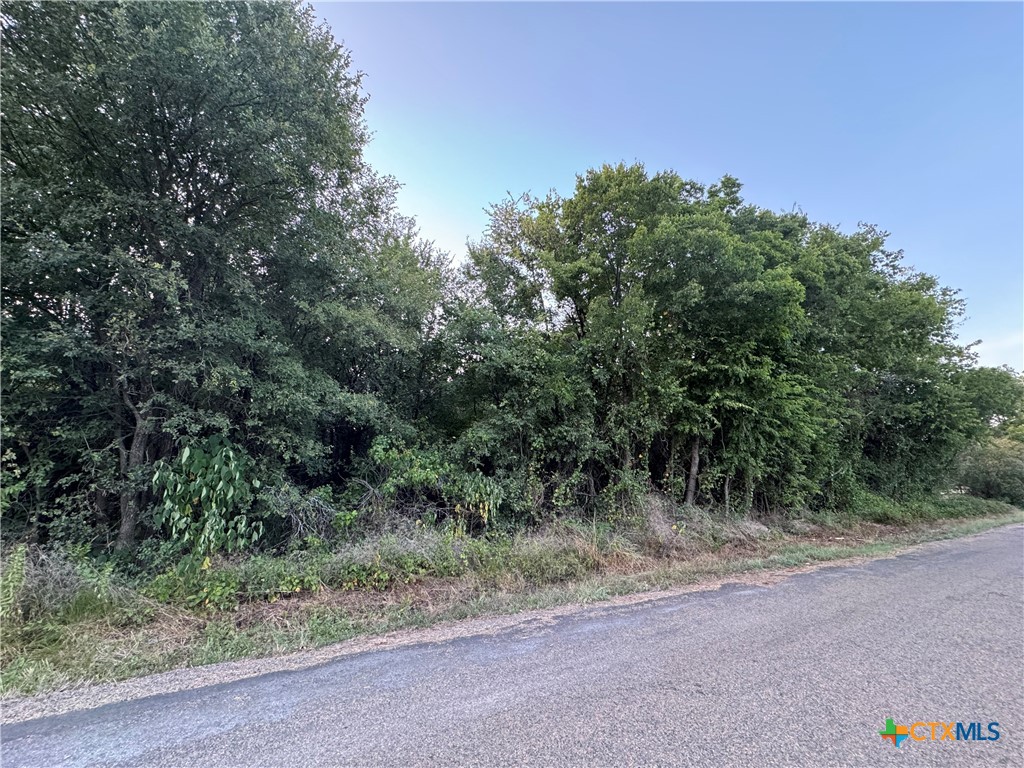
[848,488,908,524]
[234,554,326,599]
[2,545,147,624]
[151,436,262,564]
[928,496,1012,518]
[369,438,503,528]
[258,483,355,547]
[957,438,1024,506]
[0,544,27,621]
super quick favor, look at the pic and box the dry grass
[2,503,1020,699]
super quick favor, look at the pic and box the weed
[507,532,598,584]
[0,544,27,621]
[1,507,1019,698]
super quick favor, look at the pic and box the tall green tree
[461,163,996,517]
[1,1,435,549]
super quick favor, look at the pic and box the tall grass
[1,494,1018,697]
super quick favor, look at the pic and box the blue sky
[313,2,1023,371]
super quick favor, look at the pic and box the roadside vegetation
[2,498,1020,697]
[2,2,1023,697]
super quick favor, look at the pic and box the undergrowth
[1,495,1019,697]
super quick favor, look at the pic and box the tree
[1,1,429,549]
[461,163,991,518]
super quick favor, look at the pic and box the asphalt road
[3,525,1023,767]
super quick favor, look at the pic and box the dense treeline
[2,1,1021,562]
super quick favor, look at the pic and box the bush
[151,436,263,563]
[927,496,1013,518]
[1,545,147,624]
[848,488,908,524]
[257,483,358,548]
[369,438,504,528]
[235,554,326,598]
[145,551,331,610]
[842,484,1013,525]
[957,438,1024,506]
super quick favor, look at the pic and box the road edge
[3,520,1021,725]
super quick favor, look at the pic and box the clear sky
[312,2,1023,371]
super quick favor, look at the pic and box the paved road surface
[3,525,1023,767]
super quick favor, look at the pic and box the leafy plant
[957,438,1024,506]
[151,436,262,565]
[370,438,503,526]
[452,473,503,526]
[187,569,241,612]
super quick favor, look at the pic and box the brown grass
[2,506,1020,701]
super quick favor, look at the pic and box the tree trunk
[115,404,150,552]
[668,435,677,487]
[684,437,700,506]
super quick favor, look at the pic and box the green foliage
[508,536,597,584]
[255,483,352,547]
[848,488,914,524]
[369,438,503,525]
[235,554,327,598]
[143,561,242,612]
[190,570,242,612]
[453,163,1003,518]
[957,438,1024,506]
[141,562,223,610]
[0,545,28,621]
[1,1,1019,687]
[142,569,190,606]
[960,367,1024,428]
[1,0,442,550]
[152,436,262,562]
[1,0,1015,603]
[0,442,28,521]
[0,545,148,627]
